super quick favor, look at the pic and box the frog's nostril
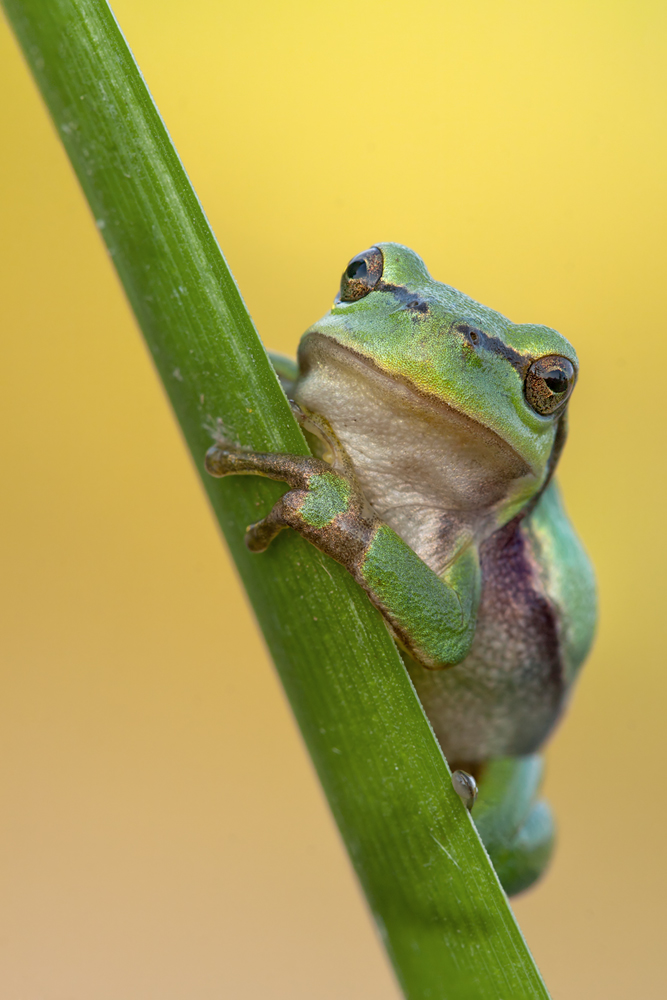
[455,323,481,345]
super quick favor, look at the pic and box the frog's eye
[339,247,384,302]
[524,355,576,415]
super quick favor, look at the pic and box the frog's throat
[296,333,542,574]
[297,329,541,468]
[297,332,535,474]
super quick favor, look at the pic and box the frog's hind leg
[267,350,298,397]
[471,754,555,896]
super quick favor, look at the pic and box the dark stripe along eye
[339,247,384,302]
[524,355,576,415]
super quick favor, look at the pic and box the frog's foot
[451,770,478,811]
[204,438,378,569]
[471,755,555,897]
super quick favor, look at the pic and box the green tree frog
[205,244,596,895]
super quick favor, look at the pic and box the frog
[205,243,597,896]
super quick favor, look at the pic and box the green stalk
[2,2,550,996]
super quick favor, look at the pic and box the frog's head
[297,243,577,521]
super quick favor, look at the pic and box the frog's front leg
[454,755,555,896]
[205,442,375,561]
[204,429,480,669]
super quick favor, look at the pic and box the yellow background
[1,1,665,996]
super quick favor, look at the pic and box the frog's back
[406,481,596,766]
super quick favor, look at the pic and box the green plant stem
[2,2,551,996]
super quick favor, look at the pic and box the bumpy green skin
[206,244,597,895]
[300,472,351,528]
[473,756,555,897]
[361,531,481,668]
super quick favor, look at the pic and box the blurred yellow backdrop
[1,1,666,997]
